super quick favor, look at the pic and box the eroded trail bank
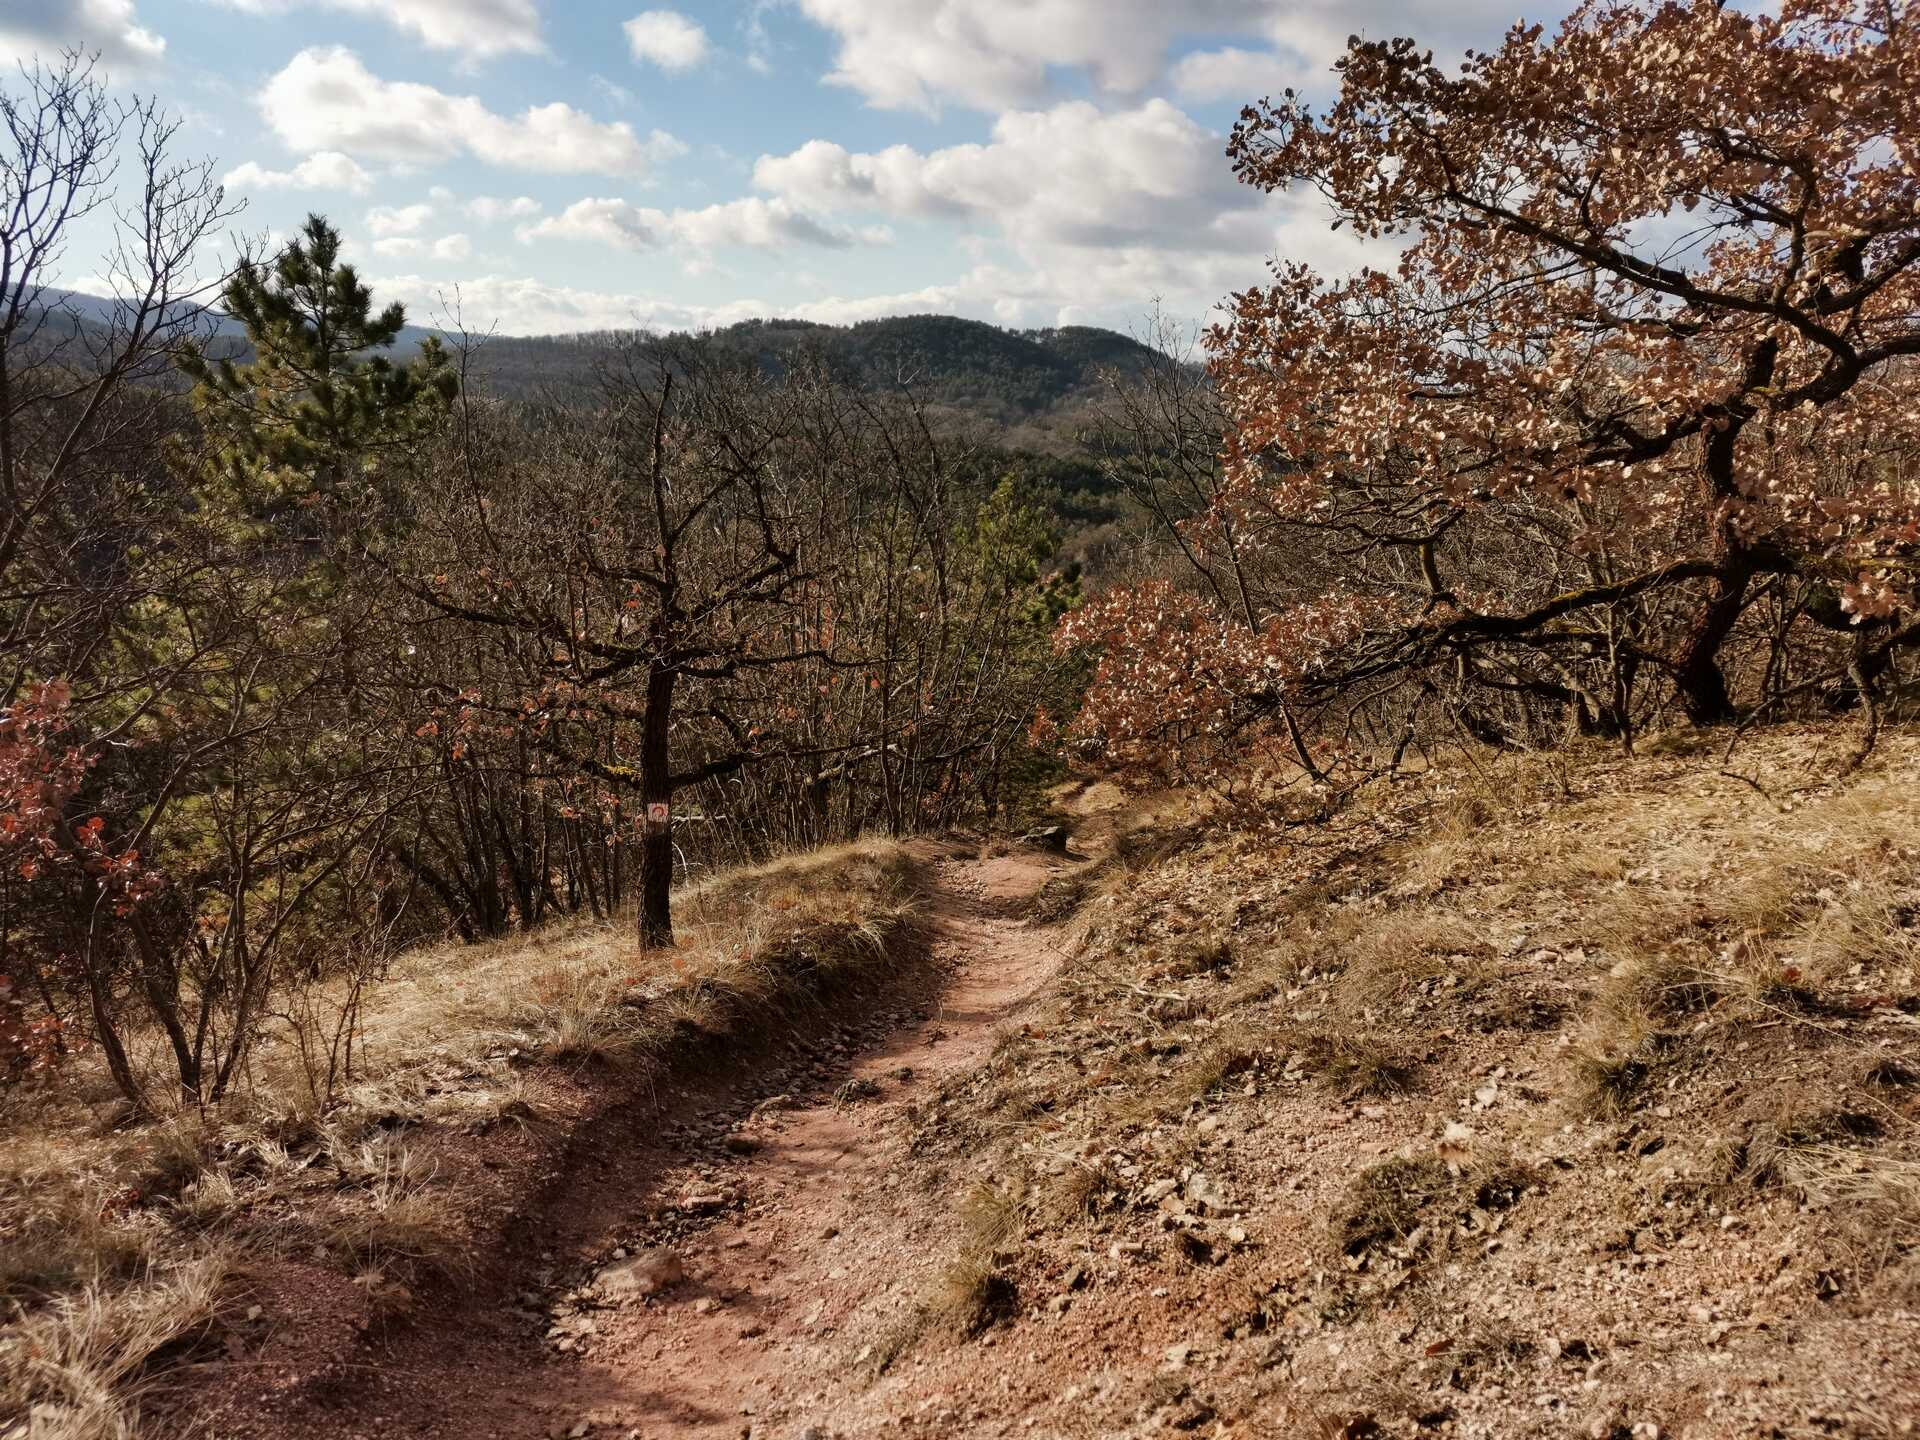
[231,842,1080,1440]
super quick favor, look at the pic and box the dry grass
[0,1256,229,1440]
[1,839,924,1436]
[867,1179,1028,1375]
[283,1136,466,1277]
[1331,1156,1458,1257]
[320,839,917,1080]
[878,724,1920,1436]
[1786,1145,1920,1250]
[1328,1153,1532,1262]
[0,1115,219,1307]
[930,1182,1026,1335]
[1281,1022,1419,1100]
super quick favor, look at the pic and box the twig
[1717,769,1778,807]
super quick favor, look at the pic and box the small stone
[1173,1229,1215,1265]
[596,1251,686,1296]
[1169,1401,1216,1432]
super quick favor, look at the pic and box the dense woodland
[4,0,1919,1121]
[0,59,1099,1106]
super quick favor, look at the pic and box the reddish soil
[206,841,1079,1440]
[180,742,1920,1440]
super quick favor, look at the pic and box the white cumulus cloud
[213,0,542,61]
[755,100,1252,250]
[754,97,1388,326]
[223,151,374,195]
[260,47,685,175]
[365,272,768,335]
[1169,45,1311,102]
[791,0,1522,113]
[466,195,544,224]
[0,0,165,70]
[523,195,883,254]
[367,203,435,237]
[624,10,710,71]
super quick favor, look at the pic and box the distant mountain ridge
[26,289,1164,424]
[467,313,1166,417]
[29,285,443,353]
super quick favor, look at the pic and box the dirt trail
[313,842,1081,1440]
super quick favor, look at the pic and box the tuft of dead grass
[1785,1145,1920,1253]
[940,1182,1026,1323]
[1330,1153,1534,1262]
[1331,1156,1457,1257]
[313,1138,465,1276]
[0,1256,229,1440]
[1282,1023,1419,1101]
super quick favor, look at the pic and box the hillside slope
[466,313,1164,420]
[888,726,1920,1439]
[10,726,1911,1440]
[25,290,1162,429]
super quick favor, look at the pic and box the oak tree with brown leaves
[1064,0,1920,780]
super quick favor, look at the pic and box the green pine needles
[180,213,457,533]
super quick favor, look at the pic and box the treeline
[10,0,1918,1113]
[0,58,1080,1108]
[466,313,1164,425]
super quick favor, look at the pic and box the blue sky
[3,1,1555,336]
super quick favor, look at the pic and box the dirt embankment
[180,838,1087,1440]
[127,730,1920,1440]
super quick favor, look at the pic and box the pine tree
[181,213,456,530]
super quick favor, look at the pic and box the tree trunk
[1672,561,1750,725]
[637,663,675,950]
[81,906,145,1112]
[1674,343,1775,726]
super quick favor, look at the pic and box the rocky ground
[143,728,1920,1439]
[179,841,1088,1440]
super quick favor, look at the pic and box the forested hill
[465,314,1164,421]
[28,287,1152,567]
[31,287,1163,430]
